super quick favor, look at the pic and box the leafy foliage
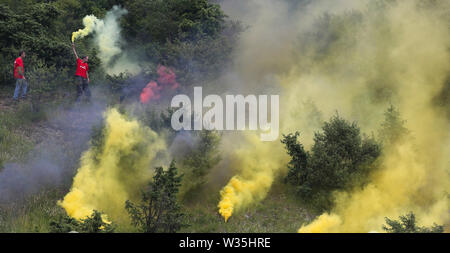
[125,161,186,233]
[0,3,71,86]
[282,115,381,211]
[382,212,444,233]
[120,0,242,86]
[0,0,241,96]
[49,210,115,233]
[122,0,225,43]
[378,105,410,146]
[179,130,221,199]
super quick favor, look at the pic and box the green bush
[179,130,221,200]
[378,105,410,146]
[383,212,444,233]
[125,161,186,233]
[50,210,115,233]
[142,107,175,135]
[121,0,242,86]
[282,114,381,211]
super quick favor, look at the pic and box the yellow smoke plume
[296,0,450,232]
[59,108,166,224]
[218,133,287,222]
[71,6,140,75]
[71,15,100,42]
[217,0,450,230]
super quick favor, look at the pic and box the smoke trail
[218,133,287,222]
[140,65,179,104]
[0,100,105,203]
[216,0,323,222]
[140,81,160,104]
[71,6,140,75]
[216,0,450,230]
[59,108,166,223]
[72,15,100,42]
[94,6,131,74]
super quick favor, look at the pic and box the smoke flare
[218,133,287,222]
[59,108,166,223]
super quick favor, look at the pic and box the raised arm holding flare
[72,42,79,59]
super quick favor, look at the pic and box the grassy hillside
[0,86,310,233]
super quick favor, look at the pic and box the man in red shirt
[72,42,91,102]
[13,51,28,101]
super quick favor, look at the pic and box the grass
[0,188,67,233]
[0,86,73,233]
[0,87,49,167]
[180,183,312,233]
[0,107,34,166]
[0,183,311,233]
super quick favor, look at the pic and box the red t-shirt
[75,58,89,78]
[14,57,24,79]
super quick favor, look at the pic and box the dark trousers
[76,76,91,101]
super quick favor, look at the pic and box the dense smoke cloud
[215,0,449,231]
[59,108,167,224]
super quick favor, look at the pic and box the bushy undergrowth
[125,161,186,233]
[50,210,115,233]
[383,212,444,233]
[282,114,381,211]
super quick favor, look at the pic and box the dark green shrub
[125,161,186,233]
[378,105,410,148]
[282,114,381,211]
[383,212,444,233]
[179,130,221,200]
[50,210,115,233]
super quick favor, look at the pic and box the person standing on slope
[72,41,91,102]
[13,51,28,101]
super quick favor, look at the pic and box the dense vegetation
[125,161,185,233]
[383,212,444,233]
[50,210,115,233]
[282,115,381,211]
[0,0,241,93]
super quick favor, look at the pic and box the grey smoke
[0,88,106,203]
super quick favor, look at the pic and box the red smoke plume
[140,65,179,104]
[157,65,179,90]
[140,81,160,104]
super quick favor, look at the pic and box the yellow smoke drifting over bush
[217,0,449,229]
[72,15,100,42]
[296,0,450,232]
[59,108,166,223]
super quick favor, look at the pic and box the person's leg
[13,79,22,100]
[83,79,91,101]
[76,77,83,102]
[21,80,28,98]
